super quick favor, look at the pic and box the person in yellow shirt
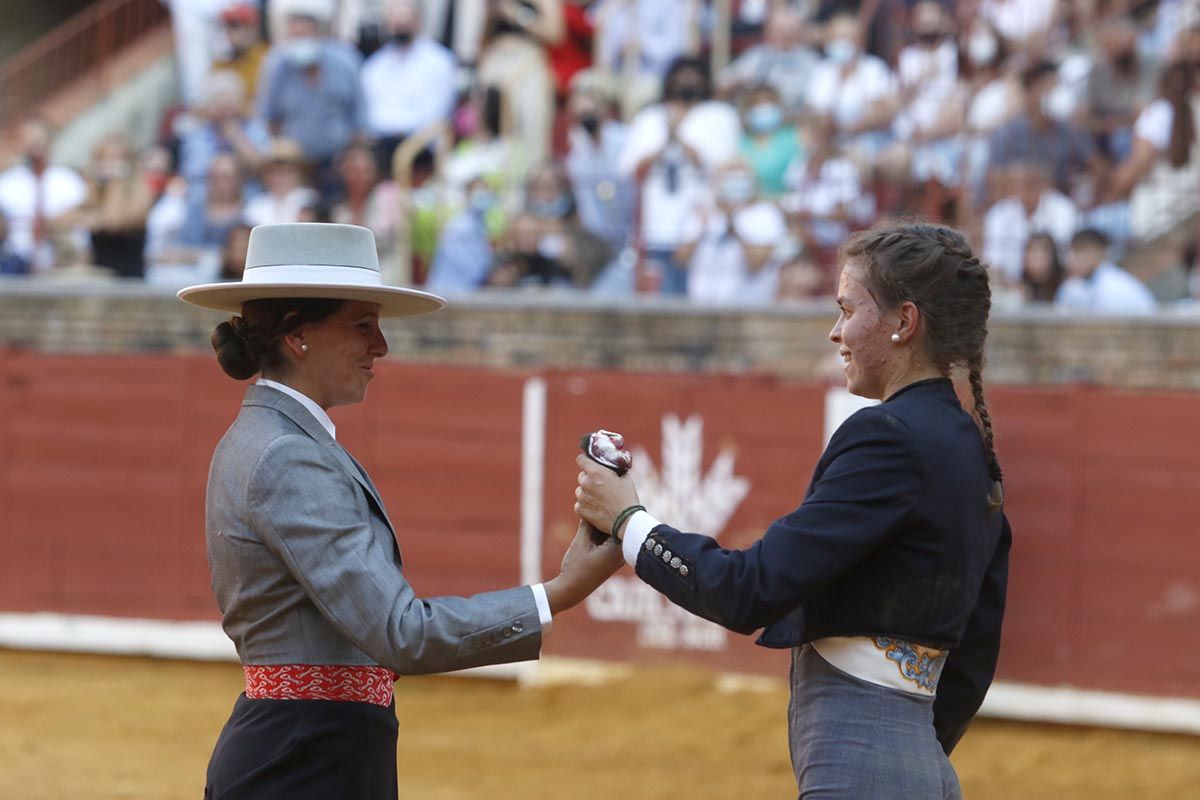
[214,3,269,111]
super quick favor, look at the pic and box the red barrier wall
[1,350,1197,698]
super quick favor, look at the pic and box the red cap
[220,3,259,26]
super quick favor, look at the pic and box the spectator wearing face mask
[521,162,610,287]
[739,84,803,198]
[1055,227,1156,314]
[619,56,742,294]
[0,118,88,273]
[677,163,790,305]
[427,176,503,293]
[718,7,821,115]
[885,1,967,189]
[257,5,366,183]
[959,20,1020,203]
[806,11,899,169]
[563,81,635,250]
[360,0,458,175]
[781,118,875,259]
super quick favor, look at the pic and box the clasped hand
[574,453,641,539]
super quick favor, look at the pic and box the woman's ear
[281,326,308,358]
[896,301,922,341]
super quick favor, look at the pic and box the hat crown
[246,223,379,273]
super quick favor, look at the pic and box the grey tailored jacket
[205,384,543,674]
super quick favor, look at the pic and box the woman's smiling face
[296,301,388,409]
[829,261,898,400]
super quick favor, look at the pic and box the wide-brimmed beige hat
[177,223,445,317]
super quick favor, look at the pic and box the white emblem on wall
[586,414,750,651]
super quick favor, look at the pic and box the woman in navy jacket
[576,223,1011,798]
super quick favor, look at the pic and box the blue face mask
[468,189,496,215]
[528,194,572,219]
[286,37,321,67]
[825,39,858,64]
[747,103,783,133]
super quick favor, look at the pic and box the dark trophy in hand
[580,430,633,542]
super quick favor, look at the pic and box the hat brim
[177,282,446,318]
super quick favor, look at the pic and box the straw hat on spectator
[177,223,444,317]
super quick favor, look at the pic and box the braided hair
[843,223,1004,512]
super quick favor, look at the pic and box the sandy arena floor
[2,650,1198,799]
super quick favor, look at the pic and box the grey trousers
[788,644,963,799]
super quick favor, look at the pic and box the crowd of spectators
[2,0,1198,314]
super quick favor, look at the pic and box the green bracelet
[610,504,646,542]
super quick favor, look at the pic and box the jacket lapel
[242,385,398,535]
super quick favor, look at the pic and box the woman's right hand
[544,521,625,615]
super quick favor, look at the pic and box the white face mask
[825,39,858,65]
[1041,84,1075,120]
[286,37,321,67]
[968,31,998,66]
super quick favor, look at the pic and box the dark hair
[1020,60,1058,90]
[1021,232,1064,303]
[1070,227,1110,249]
[843,223,1004,512]
[662,56,712,101]
[1160,61,1196,168]
[211,298,344,380]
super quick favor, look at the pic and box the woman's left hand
[575,455,641,536]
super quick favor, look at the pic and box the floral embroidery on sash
[872,636,947,692]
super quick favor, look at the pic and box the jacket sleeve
[633,407,922,635]
[933,513,1012,754]
[247,435,542,675]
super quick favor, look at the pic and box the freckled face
[829,261,896,400]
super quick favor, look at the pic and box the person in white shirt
[360,0,458,172]
[563,82,635,250]
[886,1,967,186]
[1055,228,1157,314]
[678,163,789,305]
[805,11,899,168]
[242,139,320,228]
[782,118,875,254]
[618,56,741,294]
[0,118,88,272]
[982,162,1078,284]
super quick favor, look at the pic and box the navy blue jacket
[633,378,1011,754]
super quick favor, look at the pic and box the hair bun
[211,319,259,380]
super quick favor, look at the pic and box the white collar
[256,378,337,440]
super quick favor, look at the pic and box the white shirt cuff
[530,583,553,634]
[621,510,662,568]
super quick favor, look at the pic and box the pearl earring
[890,333,901,343]
[300,344,309,352]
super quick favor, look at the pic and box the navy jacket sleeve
[634,407,922,635]
[933,513,1012,754]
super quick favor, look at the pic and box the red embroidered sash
[244,664,396,707]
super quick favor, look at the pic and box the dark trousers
[205,694,399,800]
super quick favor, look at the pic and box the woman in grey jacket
[180,223,622,800]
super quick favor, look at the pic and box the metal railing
[0,0,170,130]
